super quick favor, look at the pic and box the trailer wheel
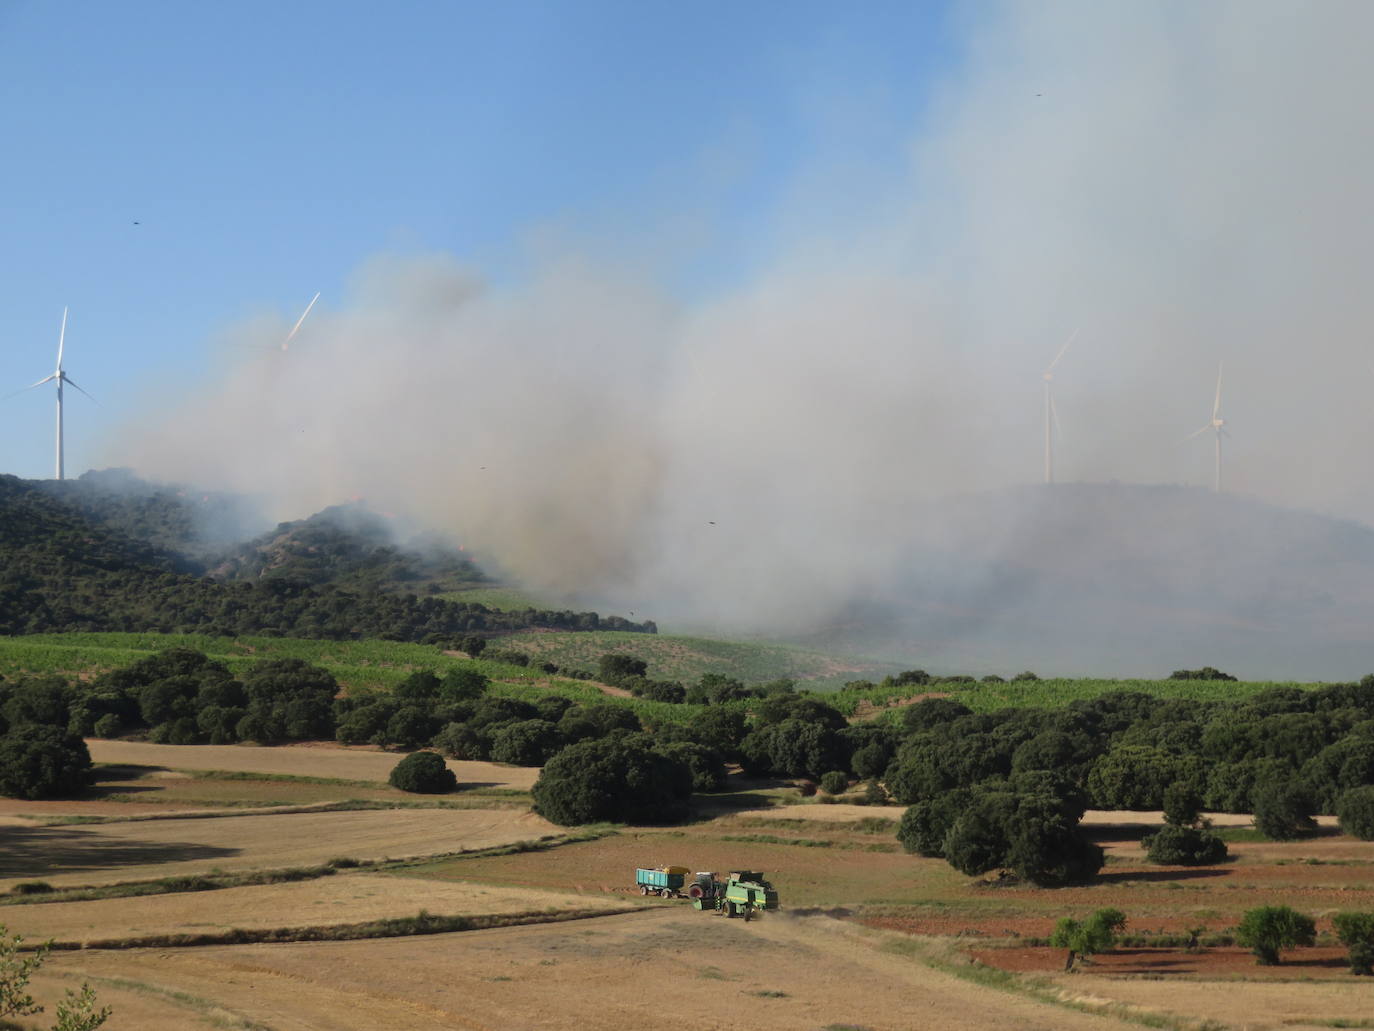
[639,885,650,896]
[724,902,736,918]
[660,888,673,898]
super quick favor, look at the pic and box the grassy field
[499,629,909,689]
[5,741,1374,1030]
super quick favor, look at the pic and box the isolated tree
[1332,911,1374,975]
[1050,908,1127,970]
[1142,824,1228,866]
[531,736,691,825]
[0,727,92,800]
[388,751,457,794]
[1236,905,1316,965]
[820,771,849,795]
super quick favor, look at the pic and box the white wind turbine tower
[6,308,96,480]
[1041,329,1078,484]
[1185,363,1228,492]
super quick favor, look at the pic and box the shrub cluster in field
[1043,905,1374,975]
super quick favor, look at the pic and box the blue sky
[0,0,958,480]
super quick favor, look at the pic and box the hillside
[0,474,655,640]
[804,484,1374,680]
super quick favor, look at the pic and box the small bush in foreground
[1337,786,1374,841]
[1142,824,1228,866]
[388,751,457,794]
[1236,905,1315,965]
[1,924,110,1030]
[1050,908,1126,971]
[1333,911,1374,975]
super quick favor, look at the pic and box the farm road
[39,908,1146,1030]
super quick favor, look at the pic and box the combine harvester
[634,867,779,920]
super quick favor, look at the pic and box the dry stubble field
[4,741,1374,1030]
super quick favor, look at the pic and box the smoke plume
[114,2,1374,676]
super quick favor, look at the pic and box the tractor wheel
[640,885,650,896]
[688,884,705,900]
[660,888,673,898]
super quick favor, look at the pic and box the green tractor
[688,870,779,920]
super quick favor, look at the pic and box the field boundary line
[45,904,643,952]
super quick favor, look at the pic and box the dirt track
[37,909,1145,1031]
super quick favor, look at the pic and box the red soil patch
[971,945,1353,979]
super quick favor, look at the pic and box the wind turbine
[1185,362,1227,492]
[281,292,320,351]
[1041,329,1078,484]
[5,308,95,480]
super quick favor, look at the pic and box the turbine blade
[1183,424,1212,441]
[1212,362,1223,420]
[282,292,320,351]
[63,375,97,404]
[56,307,68,371]
[1,375,56,400]
[1044,327,1080,375]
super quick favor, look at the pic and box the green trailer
[690,871,779,920]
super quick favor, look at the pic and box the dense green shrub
[1050,908,1126,970]
[1333,911,1374,975]
[657,741,727,793]
[1162,783,1203,828]
[531,737,691,825]
[388,751,457,794]
[820,771,849,795]
[1236,905,1315,965]
[1337,786,1374,840]
[1142,824,1228,865]
[896,789,972,857]
[488,719,562,766]
[0,727,93,800]
[1252,781,1317,840]
[438,668,489,703]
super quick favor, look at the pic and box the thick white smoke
[114,1,1374,674]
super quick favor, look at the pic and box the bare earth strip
[1067,972,1374,1031]
[36,911,1144,1031]
[0,808,558,891]
[85,740,538,791]
[0,874,628,944]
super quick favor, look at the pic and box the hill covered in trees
[0,473,654,640]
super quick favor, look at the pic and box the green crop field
[498,629,908,689]
[0,632,1331,728]
[826,674,1328,720]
